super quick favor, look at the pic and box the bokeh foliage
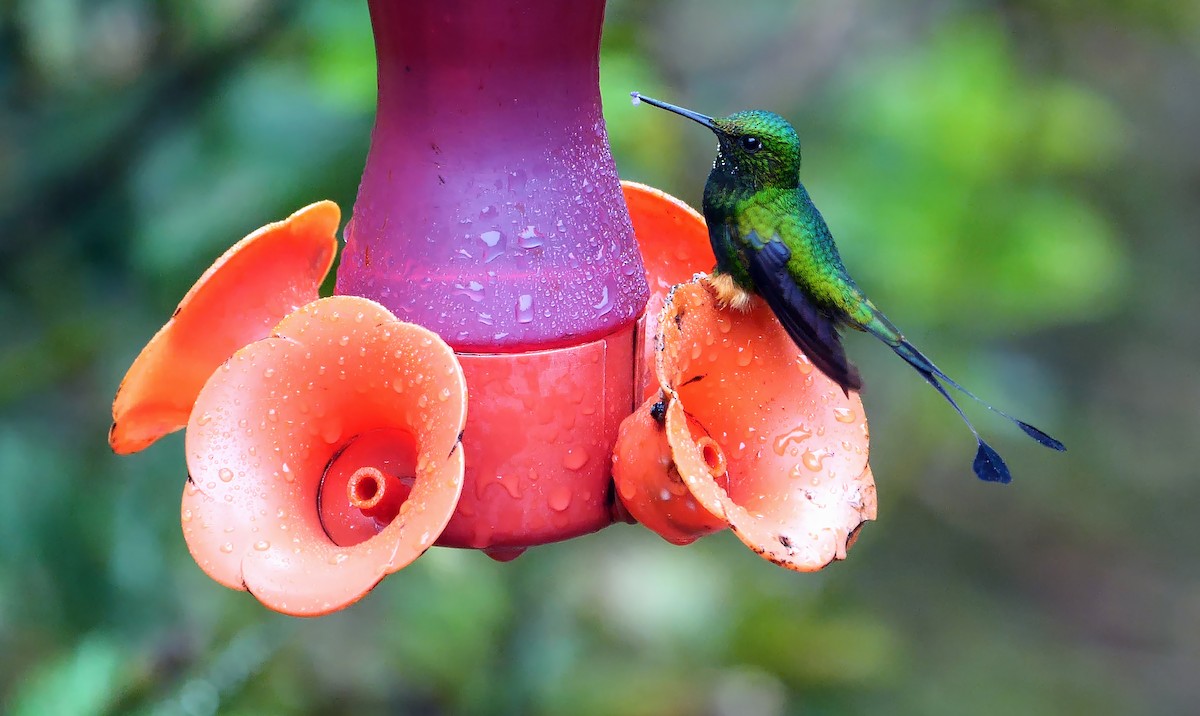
[3,0,1199,714]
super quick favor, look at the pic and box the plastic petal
[621,181,714,401]
[110,201,340,454]
[611,394,726,545]
[616,280,876,570]
[181,295,467,616]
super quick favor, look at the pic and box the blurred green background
[3,0,1198,714]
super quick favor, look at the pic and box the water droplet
[773,425,812,456]
[196,412,212,426]
[338,335,350,346]
[418,394,429,408]
[438,387,452,402]
[563,449,588,471]
[548,486,572,512]
[264,367,275,378]
[833,407,856,423]
[480,230,504,262]
[253,540,270,551]
[593,285,612,314]
[736,348,753,367]
[281,462,294,482]
[219,543,234,554]
[218,467,234,482]
[617,474,637,501]
[516,294,534,324]
[182,509,192,522]
[517,226,543,249]
[801,447,831,472]
[455,280,486,302]
[267,408,279,423]
[320,419,342,444]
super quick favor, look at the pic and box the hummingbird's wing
[741,231,863,394]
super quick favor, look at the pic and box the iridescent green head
[632,93,801,190]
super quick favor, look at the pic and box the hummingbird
[631,92,1064,483]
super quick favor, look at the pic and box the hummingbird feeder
[109,0,875,616]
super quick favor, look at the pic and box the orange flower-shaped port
[182,295,467,615]
[615,184,876,570]
[110,201,339,454]
[622,181,715,400]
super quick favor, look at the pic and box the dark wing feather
[741,231,863,394]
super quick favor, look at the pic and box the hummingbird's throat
[705,273,754,312]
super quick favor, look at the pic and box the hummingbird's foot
[704,273,754,312]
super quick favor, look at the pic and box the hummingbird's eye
[740,136,763,153]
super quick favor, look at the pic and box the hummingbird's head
[711,110,801,189]
[632,93,802,190]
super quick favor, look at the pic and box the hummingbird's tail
[888,339,1065,484]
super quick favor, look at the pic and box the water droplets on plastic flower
[562,448,588,471]
[320,418,342,445]
[548,485,573,512]
[773,425,812,456]
[735,346,754,367]
[801,447,832,472]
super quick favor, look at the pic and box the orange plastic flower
[615,187,876,569]
[621,181,715,401]
[182,295,467,615]
[110,201,339,454]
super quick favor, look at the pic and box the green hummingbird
[632,92,1064,484]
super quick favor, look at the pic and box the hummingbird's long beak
[631,92,716,130]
